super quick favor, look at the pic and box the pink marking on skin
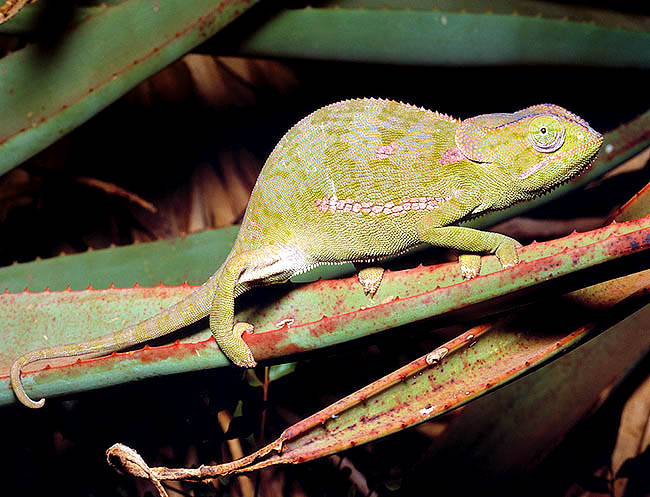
[313,194,454,216]
[440,146,466,165]
[517,155,555,179]
[375,141,399,160]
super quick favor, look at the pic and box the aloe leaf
[2,214,650,406]
[0,227,239,293]
[229,3,650,67]
[106,290,650,481]
[108,181,650,478]
[0,0,260,177]
[0,2,647,178]
[413,300,650,482]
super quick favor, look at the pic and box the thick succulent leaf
[2,214,650,406]
[0,3,648,179]
[107,184,650,480]
[0,0,259,177]
[228,2,650,67]
[106,286,650,482]
[0,227,240,293]
[182,299,650,481]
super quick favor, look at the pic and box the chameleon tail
[10,271,221,408]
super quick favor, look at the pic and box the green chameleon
[11,98,603,408]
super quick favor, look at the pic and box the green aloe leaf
[0,0,259,177]
[229,2,650,67]
[0,227,240,293]
[106,184,650,480]
[2,213,650,406]
[0,2,648,179]
[116,294,650,482]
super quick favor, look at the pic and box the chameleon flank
[10,99,603,408]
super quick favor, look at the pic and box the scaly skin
[10,99,603,408]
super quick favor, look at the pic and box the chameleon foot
[357,267,385,298]
[228,322,257,368]
[495,239,523,269]
[458,254,482,279]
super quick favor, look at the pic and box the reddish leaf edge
[3,214,650,385]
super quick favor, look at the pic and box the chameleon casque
[10,98,603,408]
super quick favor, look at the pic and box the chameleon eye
[528,115,565,153]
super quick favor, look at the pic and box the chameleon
[10,98,603,408]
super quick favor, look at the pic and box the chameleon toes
[228,322,257,368]
[458,254,482,279]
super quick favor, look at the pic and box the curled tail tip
[10,359,46,409]
[19,394,45,408]
[11,378,46,408]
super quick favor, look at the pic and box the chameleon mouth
[517,133,603,180]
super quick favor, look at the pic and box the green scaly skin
[10,98,603,408]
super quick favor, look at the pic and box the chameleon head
[455,104,603,197]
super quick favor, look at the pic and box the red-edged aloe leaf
[0,227,240,293]
[2,215,650,406]
[0,0,259,177]
[567,178,650,308]
[409,178,650,480]
[413,301,650,482]
[106,179,650,482]
[106,294,650,482]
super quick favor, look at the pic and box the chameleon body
[10,98,603,408]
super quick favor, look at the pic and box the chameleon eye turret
[529,115,565,153]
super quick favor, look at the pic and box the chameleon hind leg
[210,247,302,368]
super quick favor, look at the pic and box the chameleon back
[234,98,474,264]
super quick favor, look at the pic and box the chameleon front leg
[420,225,522,278]
[355,265,385,298]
